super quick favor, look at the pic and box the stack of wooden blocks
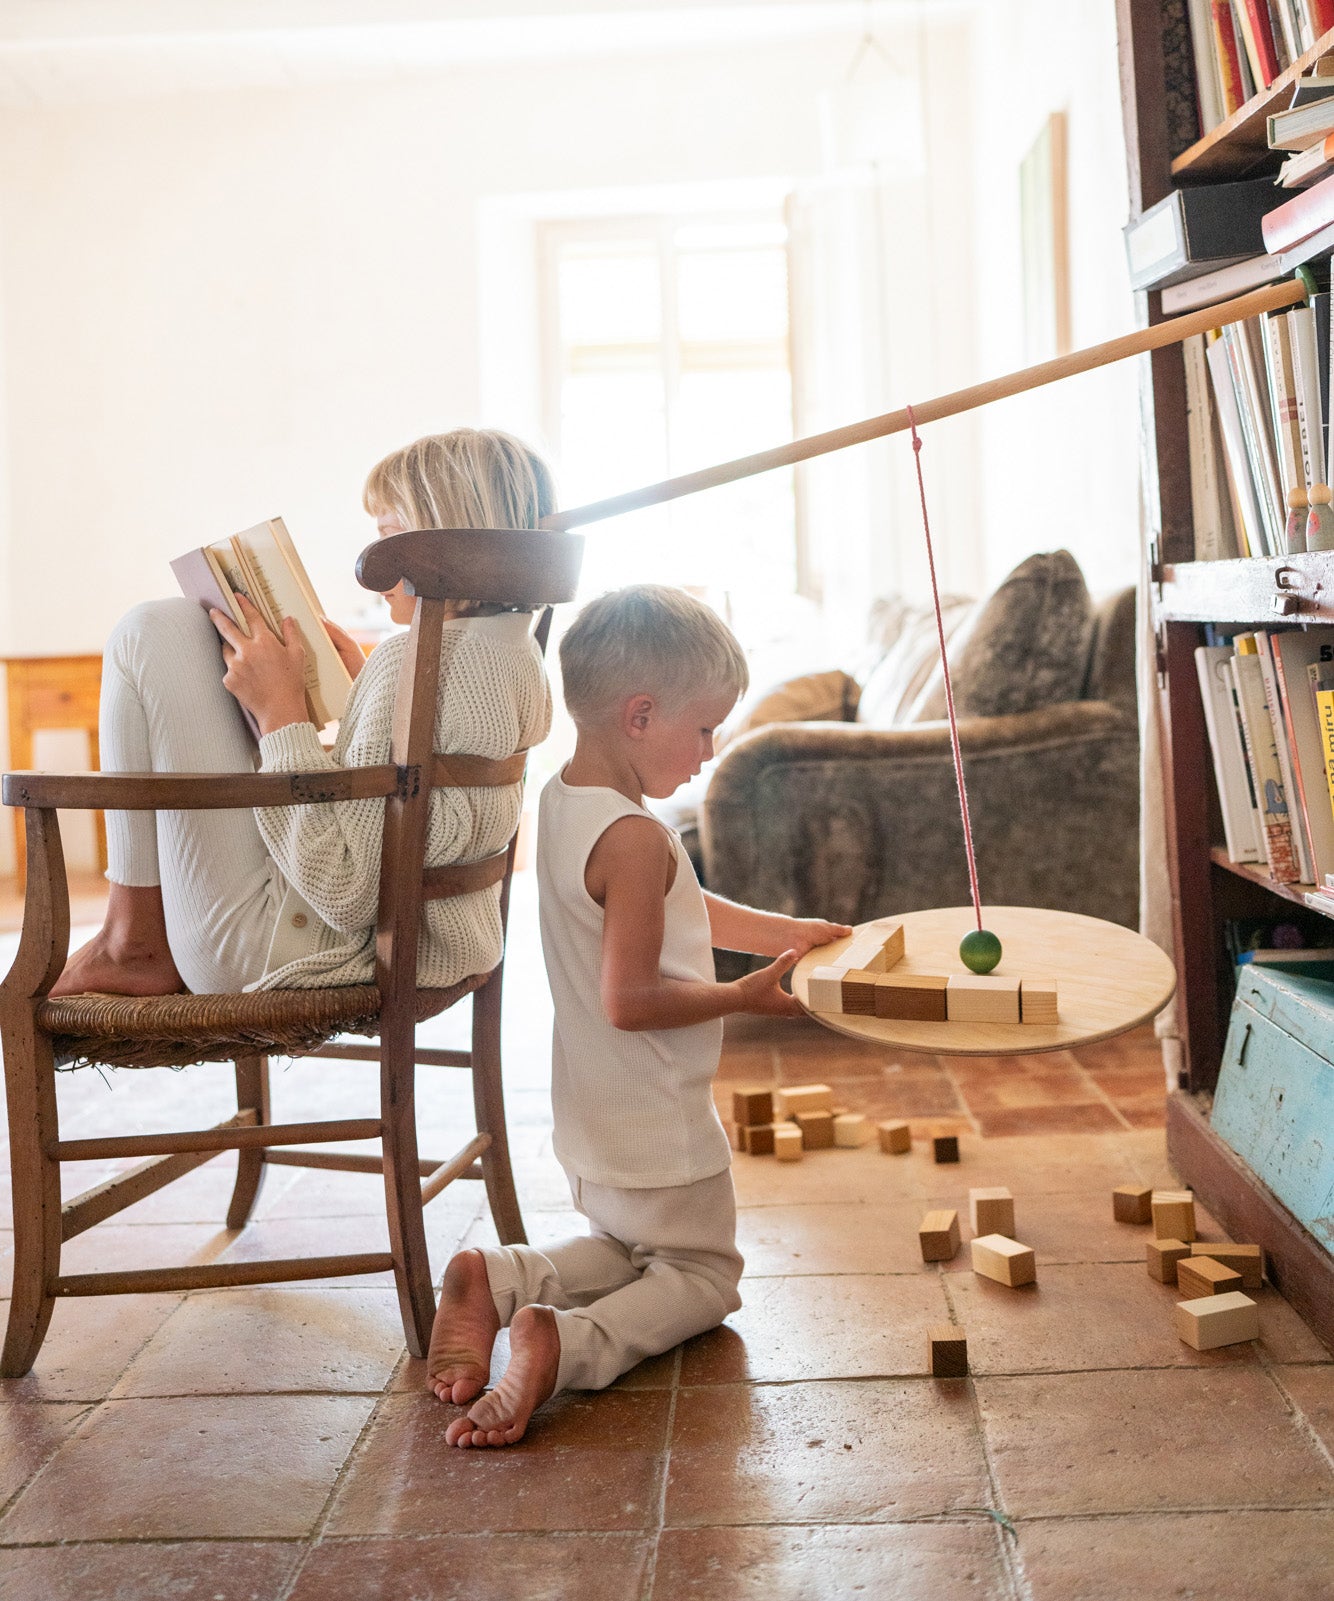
[729,1084,872,1162]
[1114,1184,1265,1351]
[805,920,1058,1025]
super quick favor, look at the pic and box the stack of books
[1197,629,1334,891]
[1182,298,1332,560]
[1188,4,1334,135]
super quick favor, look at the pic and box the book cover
[1311,0,1334,32]
[1196,644,1265,863]
[1290,304,1327,486]
[169,549,261,741]
[1228,320,1285,553]
[1206,332,1266,555]
[1214,0,1249,112]
[1238,0,1282,84]
[1186,333,1242,558]
[1254,629,1317,879]
[1270,627,1334,882]
[1263,311,1305,500]
[1310,663,1334,827]
[1272,0,1301,63]
[1189,0,1226,130]
[1277,128,1334,184]
[1123,178,1289,291]
[1262,169,1334,254]
[1233,648,1302,879]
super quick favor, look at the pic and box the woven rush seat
[38,973,490,1070]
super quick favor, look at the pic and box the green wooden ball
[959,929,1002,974]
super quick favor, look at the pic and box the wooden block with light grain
[919,1209,960,1262]
[1175,1255,1242,1300]
[833,1113,870,1148]
[1112,1184,1153,1224]
[969,1187,1015,1237]
[806,966,848,1012]
[1190,1242,1264,1290]
[773,1124,803,1162]
[841,969,881,1016]
[1019,978,1058,1023]
[794,1110,835,1150]
[841,921,905,974]
[775,1084,833,1118]
[928,1324,968,1377]
[1151,1190,1197,1242]
[945,974,1021,1024]
[970,1233,1037,1287]
[1147,1238,1192,1285]
[1174,1290,1259,1350]
[731,1088,773,1129]
[878,1120,912,1154]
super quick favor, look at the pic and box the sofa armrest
[699,700,1140,929]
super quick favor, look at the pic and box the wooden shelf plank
[1157,551,1334,623]
[1172,29,1334,182]
[1209,847,1334,918]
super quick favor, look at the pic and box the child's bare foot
[49,931,185,998]
[427,1250,500,1405]
[445,1304,559,1447]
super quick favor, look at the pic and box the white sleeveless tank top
[536,769,732,1189]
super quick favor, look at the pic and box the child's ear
[623,693,654,738]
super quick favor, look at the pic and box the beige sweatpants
[480,1166,743,1394]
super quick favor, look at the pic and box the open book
[171,517,355,736]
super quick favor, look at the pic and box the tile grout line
[638,1342,682,1601]
[1255,1345,1334,1484]
[1062,1047,1137,1133]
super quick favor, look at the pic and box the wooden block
[833,1113,870,1148]
[795,1110,835,1150]
[1191,1242,1265,1290]
[946,974,1022,1024]
[1019,978,1059,1023]
[1174,1290,1259,1350]
[927,1324,968,1378]
[1146,1238,1191,1285]
[1151,1189,1197,1242]
[933,1134,960,1164]
[742,1123,776,1157]
[874,972,948,1022]
[773,1124,803,1162]
[1112,1184,1153,1225]
[1176,1255,1242,1300]
[878,1120,912,1155]
[731,1088,773,1129]
[842,921,905,974]
[729,1122,746,1152]
[919,1209,960,1262]
[841,969,881,1016]
[970,1233,1037,1287]
[806,964,848,1012]
[969,1187,1015,1237]
[775,1084,833,1118]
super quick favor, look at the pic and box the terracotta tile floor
[0,875,1332,1599]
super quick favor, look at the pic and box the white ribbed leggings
[102,597,280,993]
[479,1167,743,1393]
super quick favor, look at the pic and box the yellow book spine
[1317,686,1334,828]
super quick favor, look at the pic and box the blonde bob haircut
[362,428,556,535]
[559,584,749,725]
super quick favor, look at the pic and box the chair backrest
[356,527,583,1016]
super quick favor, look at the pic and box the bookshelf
[1118,1,1334,1345]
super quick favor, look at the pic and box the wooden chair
[0,525,582,1378]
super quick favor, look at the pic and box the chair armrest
[700,700,1141,928]
[2,767,400,811]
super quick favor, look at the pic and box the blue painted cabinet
[1211,968,1334,1257]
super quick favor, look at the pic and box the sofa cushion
[910,549,1095,722]
[719,668,858,750]
[856,596,973,728]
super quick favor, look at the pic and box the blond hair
[362,428,556,532]
[559,585,749,724]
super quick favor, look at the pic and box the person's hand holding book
[210,592,311,738]
[320,617,367,682]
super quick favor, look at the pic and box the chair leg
[380,1021,436,1357]
[471,969,526,1246]
[0,1005,63,1378]
[226,1054,271,1230]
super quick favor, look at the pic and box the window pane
[557,242,662,345]
[678,247,788,342]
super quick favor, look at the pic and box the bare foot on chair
[445,1304,559,1447]
[427,1250,500,1405]
[49,930,186,998]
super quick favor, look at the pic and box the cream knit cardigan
[249,611,551,990]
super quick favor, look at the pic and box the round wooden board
[791,906,1177,1056]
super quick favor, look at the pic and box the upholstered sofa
[686,551,1139,946]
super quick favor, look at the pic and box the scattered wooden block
[874,972,948,1022]
[842,921,905,974]
[970,1233,1037,1288]
[731,1088,773,1129]
[1112,1184,1153,1225]
[776,1084,833,1118]
[878,1120,912,1155]
[1176,1255,1242,1300]
[773,1124,803,1162]
[806,965,848,1012]
[1151,1190,1197,1242]
[928,1324,968,1378]
[1191,1242,1265,1290]
[742,1123,776,1157]
[1175,1290,1259,1350]
[1019,978,1059,1023]
[945,974,1022,1024]
[1146,1238,1192,1285]
[841,968,881,1016]
[795,1110,835,1150]
[933,1135,960,1164]
[919,1209,961,1262]
[969,1187,1015,1237]
[833,1113,871,1148]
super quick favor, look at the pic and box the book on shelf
[1205,331,1267,555]
[1253,629,1318,879]
[1269,93,1334,150]
[1278,129,1334,185]
[1185,333,1243,559]
[1261,168,1334,252]
[1233,644,1302,879]
[1235,0,1283,90]
[1236,944,1334,963]
[171,517,354,737]
[1123,178,1289,291]
[1196,643,1266,863]
[1269,627,1334,882]
[1159,215,1334,313]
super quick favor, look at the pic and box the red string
[904,403,984,933]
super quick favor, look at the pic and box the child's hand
[779,918,854,960]
[322,617,367,681]
[733,949,803,1017]
[210,593,310,736]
